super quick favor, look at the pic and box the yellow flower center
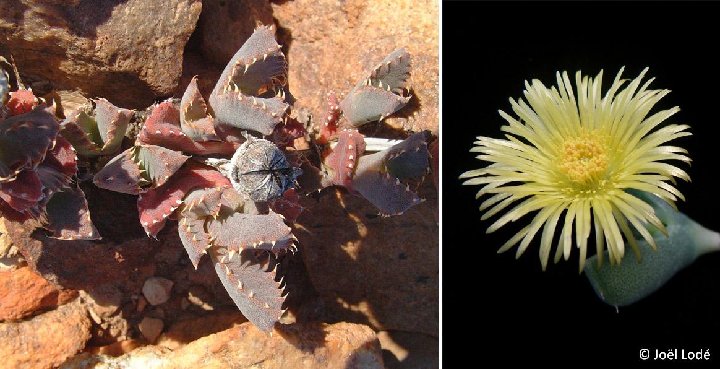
[558,131,608,184]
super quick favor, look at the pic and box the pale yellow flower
[460,68,691,271]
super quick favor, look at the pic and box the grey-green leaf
[584,191,720,307]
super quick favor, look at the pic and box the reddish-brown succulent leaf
[180,77,219,141]
[59,116,103,157]
[269,188,303,222]
[42,136,78,178]
[36,137,77,200]
[384,131,430,179]
[210,248,285,331]
[145,101,181,128]
[210,92,288,136]
[365,48,411,95]
[316,92,341,145]
[0,192,36,217]
[322,129,366,189]
[94,98,132,153]
[183,186,229,217]
[0,105,59,182]
[136,144,190,188]
[340,85,410,127]
[36,166,70,201]
[7,89,37,116]
[138,162,231,237]
[93,147,145,195]
[0,169,43,213]
[139,102,238,155]
[45,185,100,240]
[207,211,293,254]
[0,198,30,222]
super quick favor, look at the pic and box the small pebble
[142,277,174,305]
[138,317,164,343]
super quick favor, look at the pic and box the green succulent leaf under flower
[584,190,720,307]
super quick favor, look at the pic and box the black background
[443,2,720,366]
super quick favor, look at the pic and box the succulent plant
[0,60,99,240]
[92,26,301,330]
[321,130,430,215]
[302,47,433,215]
[60,98,133,157]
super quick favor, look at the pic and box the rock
[295,181,438,336]
[271,0,439,135]
[62,321,384,369]
[83,284,130,346]
[0,266,77,321]
[0,217,17,258]
[0,0,203,109]
[378,330,439,369]
[197,0,275,66]
[91,312,131,345]
[61,346,171,369]
[138,317,164,343]
[85,283,123,319]
[0,216,22,270]
[142,277,174,306]
[0,298,91,369]
[156,310,247,350]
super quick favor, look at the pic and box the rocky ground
[0,1,438,368]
